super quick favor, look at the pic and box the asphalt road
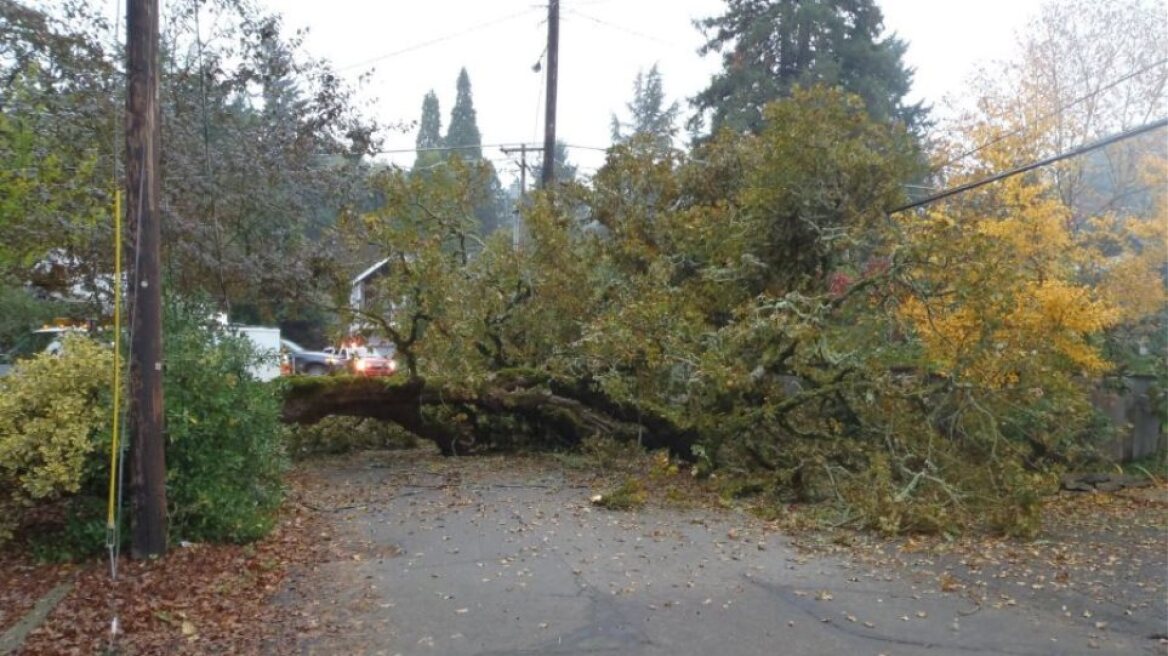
[283,453,1165,656]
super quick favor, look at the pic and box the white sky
[248,0,1047,180]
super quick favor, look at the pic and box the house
[348,257,391,317]
[28,248,118,313]
[348,257,396,338]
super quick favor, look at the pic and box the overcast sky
[251,0,1048,180]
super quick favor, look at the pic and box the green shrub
[0,299,289,553]
[28,496,111,562]
[163,300,288,543]
[0,335,112,542]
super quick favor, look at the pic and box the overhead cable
[932,57,1168,173]
[893,117,1168,214]
[337,8,539,72]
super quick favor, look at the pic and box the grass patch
[1121,450,1168,482]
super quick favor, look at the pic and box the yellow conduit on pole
[107,189,122,531]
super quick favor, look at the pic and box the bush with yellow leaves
[0,335,113,542]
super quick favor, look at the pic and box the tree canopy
[410,67,505,236]
[414,91,443,170]
[0,0,379,336]
[691,0,926,135]
[445,67,483,161]
[611,64,680,155]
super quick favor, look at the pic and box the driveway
[281,451,1166,656]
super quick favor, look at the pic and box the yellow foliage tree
[898,173,1122,388]
[1092,157,1168,324]
[915,0,1167,384]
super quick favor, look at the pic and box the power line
[893,117,1168,214]
[336,8,539,72]
[370,142,543,155]
[932,57,1168,173]
[12,157,528,184]
[562,8,681,49]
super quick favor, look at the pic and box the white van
[227,325,282,382]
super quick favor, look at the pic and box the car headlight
[355,358,367,372]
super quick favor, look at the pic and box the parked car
[1,321,117,377]
[281,339,343,376]
[0,326,88,376]
[345,344,398,377]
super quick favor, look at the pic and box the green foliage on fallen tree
[318,86,1144,537]
[285,417,418,457]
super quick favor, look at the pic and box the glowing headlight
[355,358,367,372]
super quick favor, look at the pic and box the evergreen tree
[534,140,578,184]
[691,0,926,136]
[414,91,443,170]
[553,140,578,184]
[438,68,502,235]
[445,67,483,161]
[611,64,680,154]
[478,162,508,236]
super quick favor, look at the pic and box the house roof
[351,257,391,286]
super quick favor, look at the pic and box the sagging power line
[893,116,1168,214]
[932,57,1168,173]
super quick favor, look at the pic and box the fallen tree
[281,371,698,457]
[292,87,1164,538]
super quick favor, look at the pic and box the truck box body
[231,326,281,382]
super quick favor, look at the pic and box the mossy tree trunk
[281,372,696,457]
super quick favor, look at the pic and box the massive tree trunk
[281,371,697,457]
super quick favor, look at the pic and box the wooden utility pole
[500,144,528,248]
[125,0,167,558]
[540,0,559,188]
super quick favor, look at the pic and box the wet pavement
[284,453,1166,656]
